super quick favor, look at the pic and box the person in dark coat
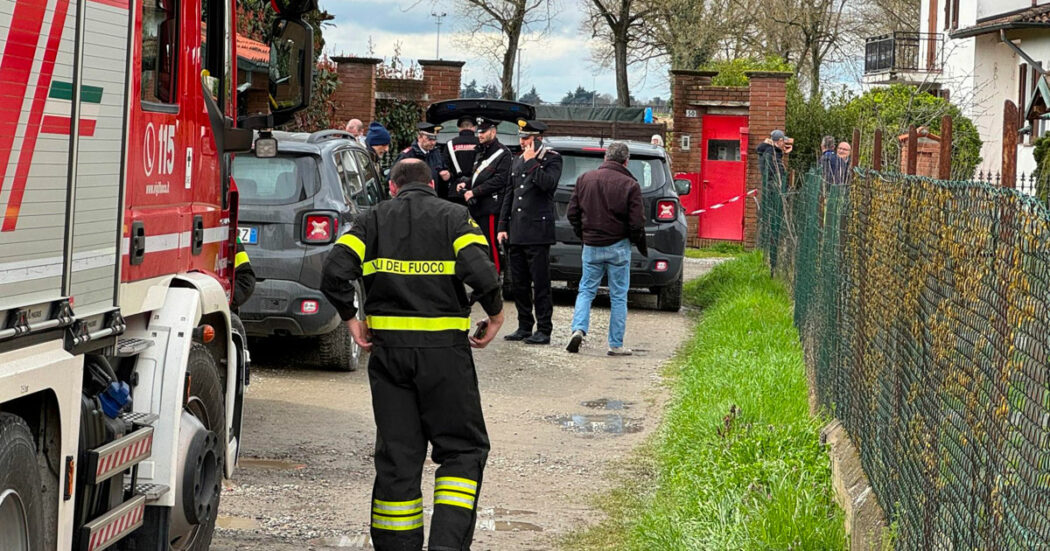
[565,142,645,356]
[757,129,792,191]
[442,116,479,205]
[395,122,452,197]
[456,117,511,273]
[365,122,391,166]
[497,120,563,345]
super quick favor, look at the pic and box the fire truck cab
[0,0,314,549]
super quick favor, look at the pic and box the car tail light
[301,300,319,314]
[656,200,677,222]
[655,260,669,272]
[302,212,336,244]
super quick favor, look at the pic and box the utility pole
[516,49,525,100]
[432,11,447,59]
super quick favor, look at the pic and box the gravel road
[211,258,720,550]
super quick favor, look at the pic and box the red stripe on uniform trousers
[488,215,500,272]
[3,0,72,232]
[0,0,48,195]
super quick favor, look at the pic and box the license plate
[238,226,258,245]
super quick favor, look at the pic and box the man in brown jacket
[565,142,646,355]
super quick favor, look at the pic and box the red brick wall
[332,56,381,126]
[744,71,790,249]
[376,77,427,98]
[670,70,717,176]
[419,60,464,102]
[900,139,940,177]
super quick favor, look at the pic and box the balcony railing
[864,32,943,75]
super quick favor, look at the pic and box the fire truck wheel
[172,343,227,550]
[0,413,44,551]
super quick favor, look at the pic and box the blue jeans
[571,239,631,348]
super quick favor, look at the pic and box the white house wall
[971,34,1019,171]
[977,0,1050,21]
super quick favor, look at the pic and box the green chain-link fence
[759,163,1050,548]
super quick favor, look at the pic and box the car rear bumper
[238,279,342,337]
[547,243,683,289]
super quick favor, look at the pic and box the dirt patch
[212,259,719,550]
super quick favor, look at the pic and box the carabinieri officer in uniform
[395,122,453,198]
[321,158,504,551]
[497,120,563,345]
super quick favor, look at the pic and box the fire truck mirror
[270,0,319,18]
[268,19,313,128]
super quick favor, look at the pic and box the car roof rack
[307,130,355,144]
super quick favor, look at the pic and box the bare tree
[857,0,919,36]
[456,0,557,99]
[583,0,653,106]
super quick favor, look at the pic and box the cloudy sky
[319,0,672,103]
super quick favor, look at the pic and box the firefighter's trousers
[368,343,490,551]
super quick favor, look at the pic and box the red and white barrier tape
[689,189,759,215]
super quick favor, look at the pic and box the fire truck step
[86,426,154,485]
[118,411,159,427]
[123,482,169,502]
[114,337,154,357]
[80,494,145,551]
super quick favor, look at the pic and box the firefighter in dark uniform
[441,116,479,205]
[232,237,255,310]
[497,120,563,345]
[395,122,453,199]
[455,117,511,274]
[321,158,504,551]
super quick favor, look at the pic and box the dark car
[233,130,386,370]
[427,100,691,311]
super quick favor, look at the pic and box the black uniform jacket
[320,183,503,348]
[442,130,479,182]
[232,239,256,310]
[498,146,564,246]
[395,142,450,198]
[461,139,512,219]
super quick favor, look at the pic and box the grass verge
[684,242,745,259]
[563,252,845,550]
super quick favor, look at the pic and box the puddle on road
[580,398,633,410]
[216,515,259,530]
[310,535,371,548]
[238,457,306,470]
[478,519,544,532]
[492,507,538,516]
[548,413,642,434]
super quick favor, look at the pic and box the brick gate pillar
[332,56,381,126]
[670,70,717,177]
[744,71,791,249]
[419,59,465,103]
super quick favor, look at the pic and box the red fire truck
[0,0,314,549]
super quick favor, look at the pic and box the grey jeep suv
[233,130,385,370]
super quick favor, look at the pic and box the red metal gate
[698,115,748,241]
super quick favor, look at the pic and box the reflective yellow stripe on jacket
[234,251,250,269]
[452,233,488,256]
[362,258,456,276]
[366,316,471,332]
[336,234,366,262]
